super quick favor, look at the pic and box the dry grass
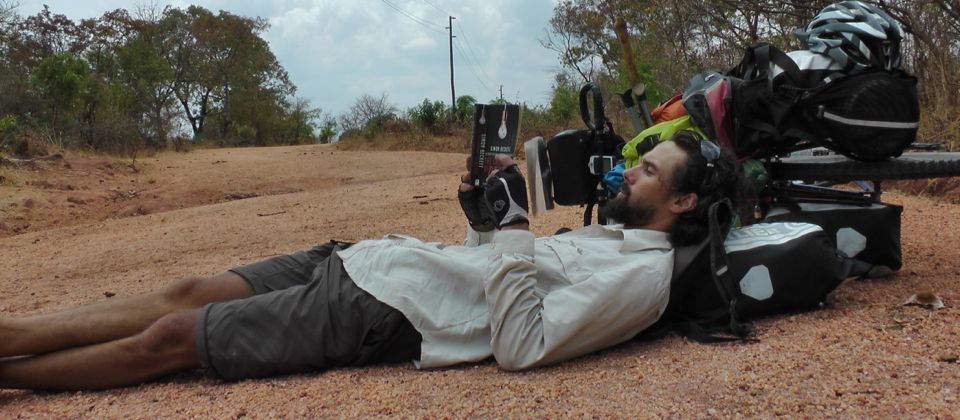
[335,125,572,157]
[918,102,960,151]
[2,146,958,417]
[336,125,472,154]
[337,132,470,154]
[890,177,960,204]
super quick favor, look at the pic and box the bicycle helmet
[796,1,904,71]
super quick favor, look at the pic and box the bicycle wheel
[768,152,960,182]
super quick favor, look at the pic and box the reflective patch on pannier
[724,222,822,253]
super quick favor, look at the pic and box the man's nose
[622,166,638,184]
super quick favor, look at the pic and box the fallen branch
[1,153,64,164]
[225,192,259,201]
[257,211,287,217]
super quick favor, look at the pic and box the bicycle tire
[768,152,960,182]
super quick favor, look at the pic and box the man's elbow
[495,356,536,371]
[491,345,545,371]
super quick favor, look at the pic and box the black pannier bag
[648,201,872,341]
[717,222,869,318]
[764,202,903,272]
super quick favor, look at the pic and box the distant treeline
[3,1,957,157]
[0,3,331,156]
[0,2,575,157]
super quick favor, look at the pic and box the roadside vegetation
[0,2,330,162]
[0,0,957,163]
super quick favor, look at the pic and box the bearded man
[0,132,738,390]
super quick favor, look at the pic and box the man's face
[603,141,690,228]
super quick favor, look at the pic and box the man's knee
[162,276,207,305]
[134,310,199,359]
[161,272,253,308]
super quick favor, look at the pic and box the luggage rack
[763,150,960,205]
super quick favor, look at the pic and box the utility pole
[447,16,456,116]
[499,85,504,101]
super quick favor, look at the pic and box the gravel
[1,145,957,417]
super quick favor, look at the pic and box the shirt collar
[563,224,673,252]
[615,226,673,253]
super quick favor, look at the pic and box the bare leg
[0,310,202,391]
[0,272,253,357]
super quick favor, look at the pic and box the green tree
[0,113,15,152]
[407,98,447,130]
[1,3,331,151]
[318,112,337,143]
[159,6,293,143]
[117,35,175,148]
[280,97,321,144]
[9,5,84,65]
[0,1,31,120]
[454,95,476,121]
[0,1,16,45]
[156,6,212,140]
[547,73,578,125]
[32,52,90,128]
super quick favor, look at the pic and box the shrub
[0,114,16,153]
[407,98,448,131]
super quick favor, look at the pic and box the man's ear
[670,192,698,214]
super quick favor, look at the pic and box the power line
[380,0,444,34]
[454,21,494,87]
[381,0,443,33]
[451,35,491,89]
[453,39,495,95]
[421,0,450,15]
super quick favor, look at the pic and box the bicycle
[530,83,960,224]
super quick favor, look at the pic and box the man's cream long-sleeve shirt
[338,224,673,370]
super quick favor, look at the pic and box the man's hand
[483,155,529,229]
[459,176,496,232]
[458,156,496,231]
[457,154,529,231]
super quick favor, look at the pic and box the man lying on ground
[0,131,739,390]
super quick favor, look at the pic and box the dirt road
[1,144,957,417]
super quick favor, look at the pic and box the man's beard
[601,195,656,227]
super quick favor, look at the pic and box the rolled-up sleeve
[463,225,498,247]
[484,230,670,370]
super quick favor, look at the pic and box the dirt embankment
[0,144,958,417]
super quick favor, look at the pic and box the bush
[547,83,578,125]
[90,114,142,155]
[407,98,448,131]
[455,95,476,122]
[0,114,16,153]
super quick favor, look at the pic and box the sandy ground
[0,144,958,418]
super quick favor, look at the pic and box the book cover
[469,104,522,186]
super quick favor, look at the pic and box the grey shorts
[195,241,422,380]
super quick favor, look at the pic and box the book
[469,104,522,186]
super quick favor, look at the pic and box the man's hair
[667,131,742,246]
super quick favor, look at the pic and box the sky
[12,0,562,118]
